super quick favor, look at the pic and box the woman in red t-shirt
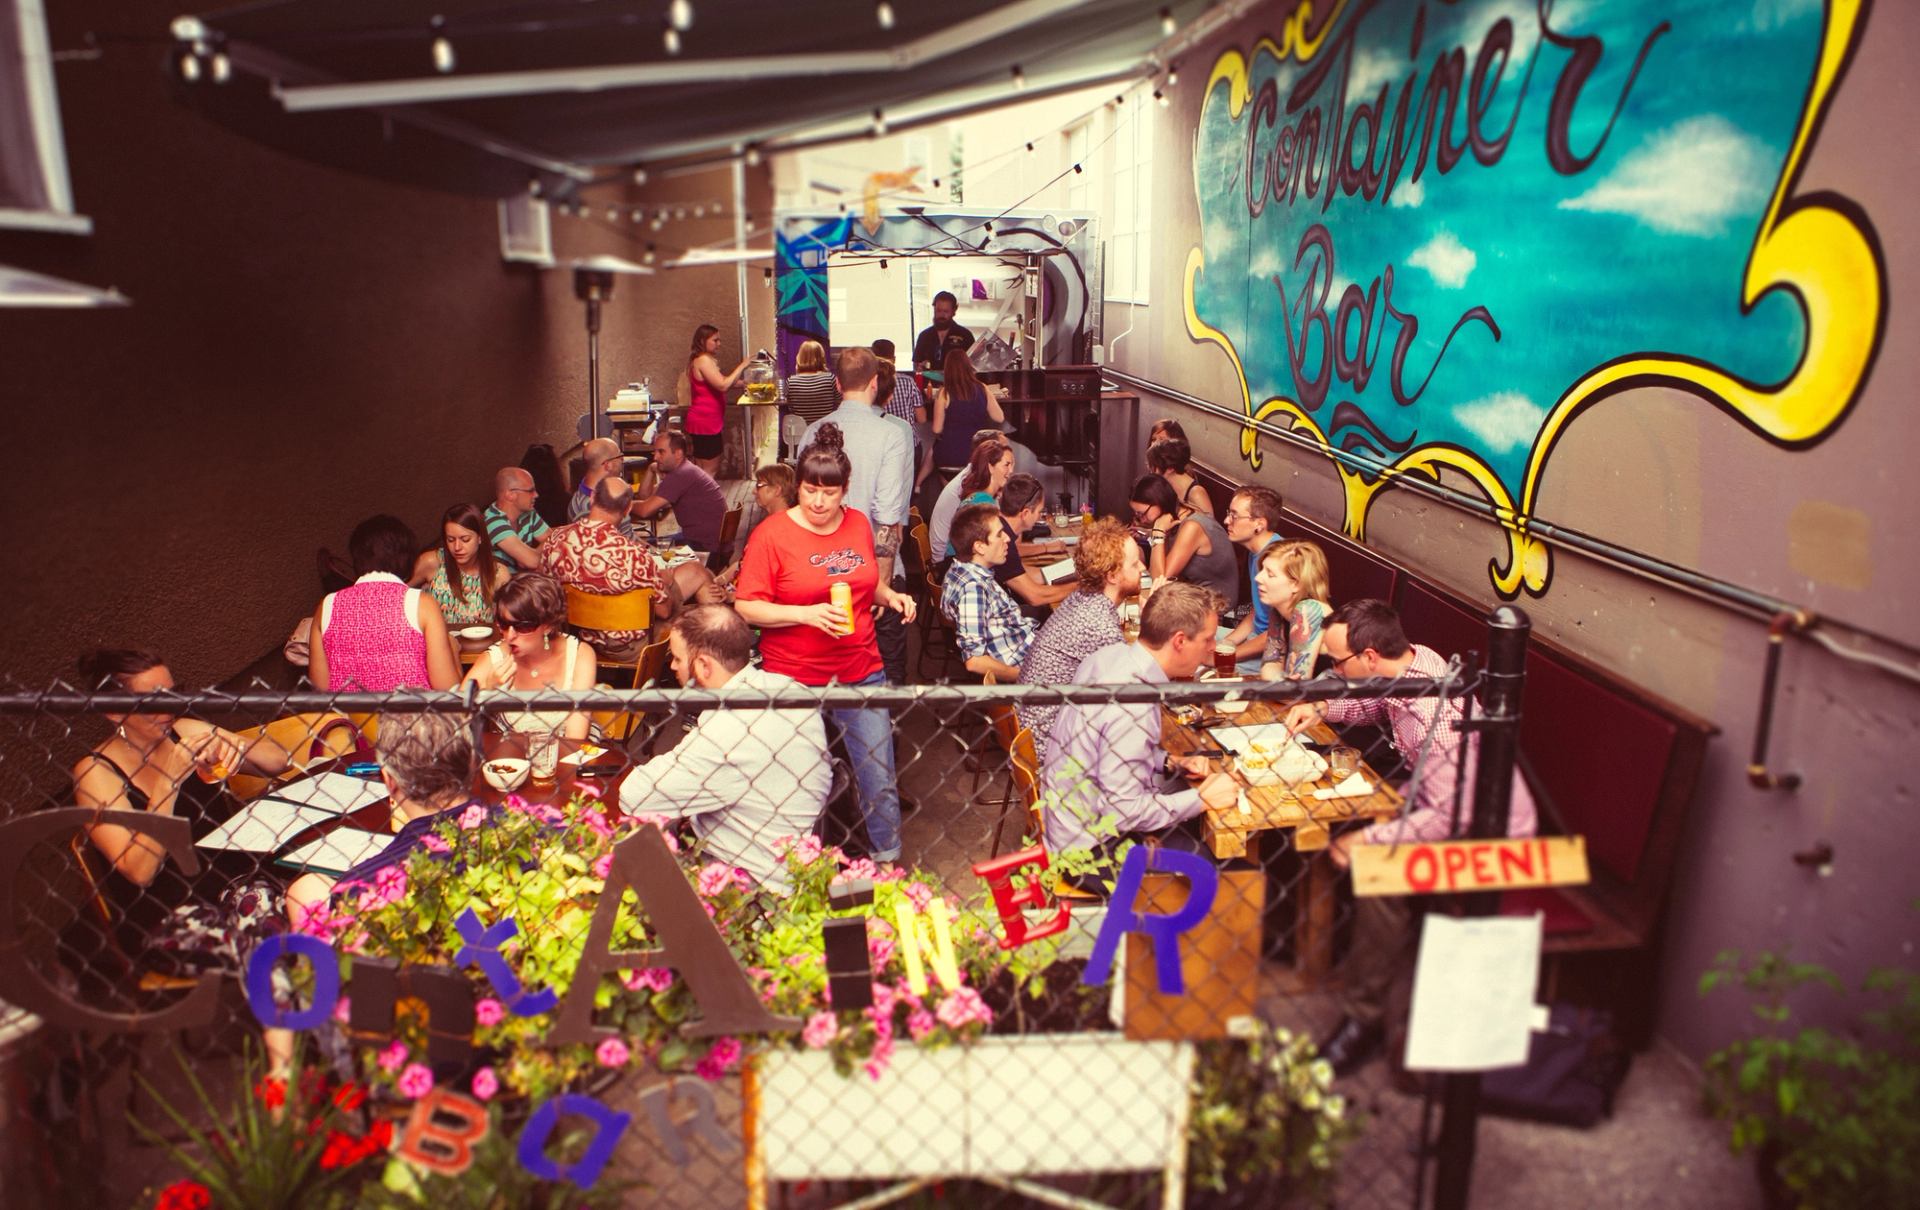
[736,424,917,861]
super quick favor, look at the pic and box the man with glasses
[1283,598,1540,1076]
[568,437,638,541]
[485,466,551,573]
[1217,486,1284,673]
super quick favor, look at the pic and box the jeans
[828,669,904,861]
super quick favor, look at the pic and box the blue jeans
[828,669,903,861]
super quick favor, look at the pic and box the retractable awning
[166,0,1231,197]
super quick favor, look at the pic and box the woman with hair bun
[734,424,917,863]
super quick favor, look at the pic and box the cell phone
[575,762,623,779]
[343,762,382,777]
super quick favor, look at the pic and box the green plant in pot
[1698,947,1919,1209]
[1186,1021,1361,1206]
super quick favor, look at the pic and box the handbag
[1478,1003,1632,1128]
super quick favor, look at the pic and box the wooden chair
[707,506,745,572]
[914,522,962,679]
[66,832,199,995]
[565,585,654,683]
[225,712,360,800]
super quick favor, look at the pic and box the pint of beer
[1214,640,1238,678]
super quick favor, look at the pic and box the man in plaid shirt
[939,503,1036,681]
[1284,598,1538,1075]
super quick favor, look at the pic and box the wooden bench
[1186,456,1718,1045]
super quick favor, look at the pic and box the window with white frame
[1105,91,1153,304]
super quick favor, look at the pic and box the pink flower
[870,982,897,1018]
[290,898,342,942]
[868,932,895,966]
[470,1067,499,1101]
[581,806,614,833]
[907,1008,937,1042]
[592,852,614,879]
[936,986,993,1031]
[835,857,880,885]
[457,804,488,830]
[367,864,408,907]
[396,1063,433,1099]
[802,1012,837,1050]
[694,1055,725,1081]
[573,780,605,802]
[697,863,739,898]
[503,794,531,814]
[530,803,567,826]
[474,999,505,1027]
[863,1034,895,1082]
[708,1036,743,1068]
[903,882,935,911]
[866,1005,894,1043]
[376,1041,408,1072]
[332,996,352,1024]
[626,813,680,853]
[595,1037,631,1068]
[777,834,823,865]
[619,967,673,993]
[419,833,451,855]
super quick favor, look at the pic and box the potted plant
[1698,947,1919,1209]
[1185,1021,1361,1207]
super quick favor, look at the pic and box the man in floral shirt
[939,503,1036,681]
[540,476,663,659]
[1016,518,1142,759]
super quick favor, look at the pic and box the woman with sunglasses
[1129,474,1239,609]
[409,503,509,627]
[735,424,917,863]
[1253,540,1332,682]
[462,573,598,740]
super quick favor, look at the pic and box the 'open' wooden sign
[1351,836,1590,897]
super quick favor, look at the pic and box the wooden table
[1160,699,1404,977]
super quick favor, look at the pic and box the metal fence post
[1431,606,1530,1210]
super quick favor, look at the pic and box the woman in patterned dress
[410,503,509,626]
[1255,540,1333,682]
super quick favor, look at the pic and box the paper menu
[276,829,393,877]
[1404,912,1544,1072]
[261,772,387,816]
[197,801,337,851]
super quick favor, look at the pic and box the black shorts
[691,430,724,460]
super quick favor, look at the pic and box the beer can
[830,581,853,636]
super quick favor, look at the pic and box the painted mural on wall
[774,208,1100,372]
[1185,0,1884,598]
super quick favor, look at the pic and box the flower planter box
[747,1034,1195,1202]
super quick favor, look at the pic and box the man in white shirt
[617,606,831,890]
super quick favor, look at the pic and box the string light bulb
[876,1,896,30]
[632,167,648,186]
[668,0,695,32]
[1154,89,1168,108]
[210,51,231,83]
[1011,64,1027,91]
[764,268,774,288]
[744,145,762,167]
[663,25,682,54]
[606,206,619,221]
[179,51,201,82]
[1025,142,1035,153]
[643,243,657,265]
[1166,62,1179,87]
[631,209,644,222]
[432,35,454,72]
[693,204,705,218]
[871,108,888,136]
[1159,6,1176,36]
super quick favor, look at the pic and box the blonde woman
[1254,540,1332,681]
[783,340,839,426]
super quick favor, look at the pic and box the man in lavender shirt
[1039,581,1239,869]
[1283,597,1540,1075]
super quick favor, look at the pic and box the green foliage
[1699,947,1920,1207]
[1186,1022,1362,1206]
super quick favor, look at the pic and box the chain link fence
[0,635,1517,1210]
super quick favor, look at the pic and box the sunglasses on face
[500,619,544,634]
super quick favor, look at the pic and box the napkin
[1312,771,1374,800]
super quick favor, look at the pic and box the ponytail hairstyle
[797,423,853,489]
[689,323,720,363]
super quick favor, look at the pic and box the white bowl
[458,625,494,642]
[1213,699,1253,715]
[482,757,530,792]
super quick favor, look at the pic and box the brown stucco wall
[0,1,769,695]
[1116,1,1919,1058]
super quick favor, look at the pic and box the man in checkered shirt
[1284,598,1538,1076]
[939,503,1036,681]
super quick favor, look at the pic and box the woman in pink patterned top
[308,515,460,693]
